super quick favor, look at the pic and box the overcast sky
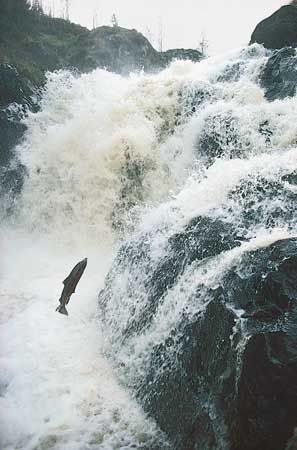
[44,0,288,54]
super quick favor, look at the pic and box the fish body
[56,258,88,315]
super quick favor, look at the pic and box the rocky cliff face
[0,6,202,87]
[250,5,297,49]
[69,26,202,75]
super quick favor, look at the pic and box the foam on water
[0,230,167,450]
[1,44,297,449]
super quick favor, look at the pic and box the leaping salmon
[56,258,88,315]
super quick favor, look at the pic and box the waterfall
[1,43,297,450]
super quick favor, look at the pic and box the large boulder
[68,26,202,75]
[99,230,297,450]
[260,47,297,101]
[250,5,297,49]
[68,26,161,74]
[138,238,297,450]
[196,111,241,165]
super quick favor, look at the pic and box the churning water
[1,44,297,449]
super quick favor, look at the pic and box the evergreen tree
[0,0,31,30]
[0,0,31,15]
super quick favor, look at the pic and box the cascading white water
[1,43,297,449]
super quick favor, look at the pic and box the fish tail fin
[56,304,68,315]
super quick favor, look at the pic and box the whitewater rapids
[1,44,297,449]
[0,231,166,449]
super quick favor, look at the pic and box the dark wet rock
[196,112,241,164]
[250,5,297,49]
[99,216,242,338]
[215,61,243,83]
[138,238,297,450]
[0,110,26,166]
[195,106,279,166]
[0,381,9,397]
[196,111,277,168]
[236,329,297,450]
[282,171,297,186]
[0,64,36,108]
[100,231,297,450]
[148,216,241,305]
[260,47,297,101]
[0,111,27,196]
[258,120,273,143]
[175,83,215,127]
[0,64,36,199]
[227,174,297,232]
[140,294,237,450]
[241,305,283,320]
[286,429,297,450]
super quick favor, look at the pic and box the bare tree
[92,10,98,29]
[158,19,164,52]
[50,1,55,17]
[111,13,118,27]
[65,0,70,20]
[31,0,43,14]
[59,0,70,20]
[198,31,209,57]
[145,26,154,46]
[45,0,56,17]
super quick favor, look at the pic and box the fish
[56,258,88,315]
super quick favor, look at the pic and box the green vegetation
[0,0,202,87]
[0,0,87,86]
